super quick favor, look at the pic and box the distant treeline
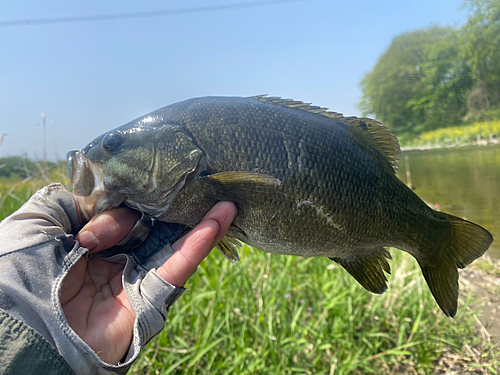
[360,0,500,138]
[0,157,63,179]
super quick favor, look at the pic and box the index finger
[156,201,237,287]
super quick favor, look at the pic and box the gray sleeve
[0,308,75,375]
[0,183,186,375]
[0,183,85,346]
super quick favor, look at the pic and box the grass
[0,162,498,374]
[0,161,70,218]
[401,120,500,148]
[474,258,500,277]
[128,247,498,375]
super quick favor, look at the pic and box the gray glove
[0,184,186,374]
[99,215,188,367]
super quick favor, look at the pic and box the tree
[360,0,500,135]
[0,157,37,179]
[460,0,500,120]
[406,31,472,132]
[359,26,456,134]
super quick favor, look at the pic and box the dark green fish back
[250,95,401,172]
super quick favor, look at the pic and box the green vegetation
[130,248,497,375]
[0,156,64,180]
[360,0,500,142]
[475,258,500,276]
[401,120,500,148]
[0,158,69,219]
[1,162,498,374]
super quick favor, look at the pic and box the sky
[1,0,468,161]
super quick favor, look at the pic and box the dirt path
[427,255,500,374]
[460,254,500,344]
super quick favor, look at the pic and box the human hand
[61,200,237,364]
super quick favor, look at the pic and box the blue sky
[1,0,467,161]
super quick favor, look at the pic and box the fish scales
[68,95,493,317]
[169,98,414,254]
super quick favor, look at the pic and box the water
[397,144,500,259]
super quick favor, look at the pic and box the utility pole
[51,121,59,161]
[37,112,46,162]
[0,133,6,155]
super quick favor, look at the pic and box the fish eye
[102,132,122,153]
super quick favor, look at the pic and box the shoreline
[401,137,500,152]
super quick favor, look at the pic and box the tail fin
[418,213,493,317]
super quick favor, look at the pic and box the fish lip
[67,150,125,219]
[67,150,77,185]
[67,150,96,196]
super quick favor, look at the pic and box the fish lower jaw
[78,189,126,220]
[125,200,170,219]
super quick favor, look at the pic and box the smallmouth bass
[67,95,493,317]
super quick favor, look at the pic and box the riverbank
[445,254,500,373]
[460,254,500,345]
[402,136,500,152]
[399,120,500,150]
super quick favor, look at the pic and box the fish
[67,95,493,317]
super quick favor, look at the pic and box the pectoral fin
[216,235,242,264]
[196,171,279,264]
[205,172,281,204]
[330,248,392,294]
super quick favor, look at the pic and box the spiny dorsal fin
[251,94,343,118]
[250,95,401,173]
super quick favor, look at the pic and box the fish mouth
[67,150,125,220]
[67,150,96,196]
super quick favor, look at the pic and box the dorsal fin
[250,95,401,172]
[342,117,401,172]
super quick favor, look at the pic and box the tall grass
[0,160,70,219]
[130,247,497,375]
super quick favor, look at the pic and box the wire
[0,0,303,27]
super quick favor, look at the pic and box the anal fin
[216,235,242,264]
[330,248,392,294]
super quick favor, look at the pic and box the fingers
[75,206,141,254]
[75,198,237,286]
[157,201,237,287]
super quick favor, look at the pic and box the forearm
[0,184,84,344]
[0,184,187,374]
